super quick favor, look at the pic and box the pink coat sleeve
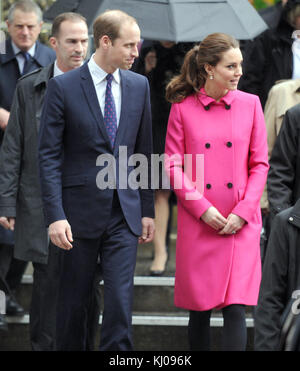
[164,102,212,219]
[231,96,269,223]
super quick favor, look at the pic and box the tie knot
[106,73,113,84]
[20,51,30,61]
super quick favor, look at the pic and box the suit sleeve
[164,102,212,219]
[254,211,289,350]
[38,77,66,226]
[0,83,24,217]
[134,76,155,218]
[231,96,269,223]
[267,108,298,215]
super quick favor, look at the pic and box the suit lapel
[80,64,112,149]
[113,70,131,156]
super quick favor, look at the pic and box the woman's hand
[218,213,245,235]
[200,206,227,231]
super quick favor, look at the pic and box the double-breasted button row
[206,183,233,189]
[203,104,231,110]
[204,142,233,148]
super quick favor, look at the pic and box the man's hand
[49,220,73,250]
[139,217,155,244]
[0,108,10,130]
[0,217,15,231]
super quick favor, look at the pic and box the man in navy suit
[38,10,155,351]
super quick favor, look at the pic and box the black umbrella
[44,0,104,28]
[44,0,267,41]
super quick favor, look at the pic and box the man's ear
[49,36,57,50]
[100,35,112,50]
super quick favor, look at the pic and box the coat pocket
[62,175,86,188]
[238,188,246,201]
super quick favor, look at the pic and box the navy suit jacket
[38,63,154,238]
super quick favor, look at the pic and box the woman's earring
[209,75,214,80]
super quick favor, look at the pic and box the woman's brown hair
[166,33,239,103]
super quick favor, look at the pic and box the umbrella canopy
[44,0,104,27]
[44,0,267,41]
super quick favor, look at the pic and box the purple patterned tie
[104,73,117,148]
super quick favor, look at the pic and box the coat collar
[33,63,54,87]
[197,87,235,109]
[1,39,52,68]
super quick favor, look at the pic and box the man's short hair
[93,9,137,49]
[51,12,87,38]
[7,0,43,24]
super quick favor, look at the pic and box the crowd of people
[0,0,300,352]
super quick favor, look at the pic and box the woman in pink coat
[164,33,269,351]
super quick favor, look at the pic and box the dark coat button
[226,141,232,147]
[227,182,233,189]
[206,184,211,189]
[204,105,210,111]
[225,104,231,110]
[205,143,210,148]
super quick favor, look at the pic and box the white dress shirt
[88,54,121,127]
[53,60,65,77]
[11,41,36,74]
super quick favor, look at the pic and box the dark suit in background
[0,37,55,312]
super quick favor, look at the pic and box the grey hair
[7,0,43,24]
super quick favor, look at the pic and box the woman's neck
[203,81,228,102]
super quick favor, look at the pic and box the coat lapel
[80,63,112,149]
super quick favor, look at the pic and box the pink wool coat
[165,88,269,311]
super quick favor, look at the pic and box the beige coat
[261,79,300,209]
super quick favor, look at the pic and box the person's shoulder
[273,206,296,230]
[52,65,82,84]
[271,79,300,93]
[235,89,259,102]
[285,102,300,117]
[36,40,55,56]
[19,67,43,82]
[16,66,46,89]
[121,70,149,91]
[122,69,147,82]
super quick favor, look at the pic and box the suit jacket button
[226,141,232,147]
[227,182,233,189]
[205,143,210,148]
[206,184,212,189]
[204,105,210,111]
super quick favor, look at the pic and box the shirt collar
[53,60,64,77]
[11,40,36,58]
[197,87,235,107]
[88,54,120,85]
